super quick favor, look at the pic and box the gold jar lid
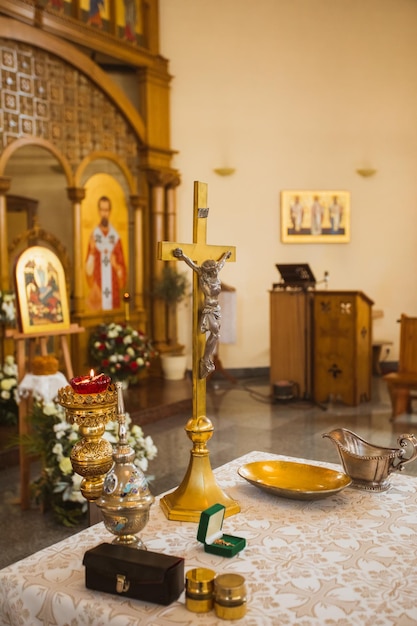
[185,568,216,613]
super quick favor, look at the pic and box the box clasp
[116,574,130,593]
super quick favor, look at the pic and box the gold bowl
[238,460,351,500]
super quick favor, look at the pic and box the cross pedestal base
[160,415,240,522]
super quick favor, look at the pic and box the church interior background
[1,0,417,564]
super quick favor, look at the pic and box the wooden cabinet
[269,290,313,399]
[312,291,373,405]
[270,290,373,406]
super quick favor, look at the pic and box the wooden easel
[6,324,84,510]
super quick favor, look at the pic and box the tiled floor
[1,373,417,570]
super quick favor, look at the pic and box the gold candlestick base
[160,415,240,522]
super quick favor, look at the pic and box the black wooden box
[83,543,184,605]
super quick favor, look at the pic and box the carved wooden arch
[0,17,146,144]
[75,151,137,195]
[0,137,74,184]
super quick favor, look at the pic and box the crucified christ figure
[173,248,232,378]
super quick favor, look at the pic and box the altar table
[1,450,417,626]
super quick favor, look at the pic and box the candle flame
[89,369,95,378]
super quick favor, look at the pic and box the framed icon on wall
[281,190,350,243]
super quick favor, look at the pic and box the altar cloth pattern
[1,450,417,625]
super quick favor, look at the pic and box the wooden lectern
[313,291,373,405]
[270,290,373,406]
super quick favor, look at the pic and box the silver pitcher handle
[394,433,417,471]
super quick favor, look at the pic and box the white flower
[2,365,15,377]
[72,473,83,490]
[54,422,70,434]
[3,356,17,376]
[1,390,10,400]
[52,443,63,459]
[135,457,149,472]
[136,357,145,367]
[123,335,133,345]
[103,430,118,444]
[59,457,73,476]
[126,347,135,357]
[144,436,158,460]
[109,354,118,363]
[1,377,16,391]
[1,300,15,321]
[43,402,59,416]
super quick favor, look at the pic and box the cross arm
[158,241,236,265]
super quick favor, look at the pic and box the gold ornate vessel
[57,383,117,501]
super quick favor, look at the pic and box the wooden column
[0,177,11,291]
[145,169,171,348]
[130,194,147,313]
[67,187,86,316]
[166,174,181,243]
[165,174,181,348]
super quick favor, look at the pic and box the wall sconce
[213,168,236,176]
[356,168,377,178]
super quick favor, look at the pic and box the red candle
[70,370,111,394]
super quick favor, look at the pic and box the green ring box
[197,503,246,558]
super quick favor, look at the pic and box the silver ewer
[96,382,154,548]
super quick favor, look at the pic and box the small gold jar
[214,573,247,620]
[185,568,216,613]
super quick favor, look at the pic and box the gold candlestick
[57,383,117,502]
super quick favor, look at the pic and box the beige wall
[159,0,417,367]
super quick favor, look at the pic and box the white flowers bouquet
[0,355,18,426]
[24,400,158,526]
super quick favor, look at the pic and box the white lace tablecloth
[1,450,417,626]
[18,372,69,403]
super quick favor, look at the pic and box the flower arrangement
[0,355,18,426]
[89,323,157,384]
[21,400,158,527]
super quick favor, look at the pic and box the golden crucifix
[157,181,240,521]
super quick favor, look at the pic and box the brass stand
[160,415,240,522]
[158,181,240,521]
